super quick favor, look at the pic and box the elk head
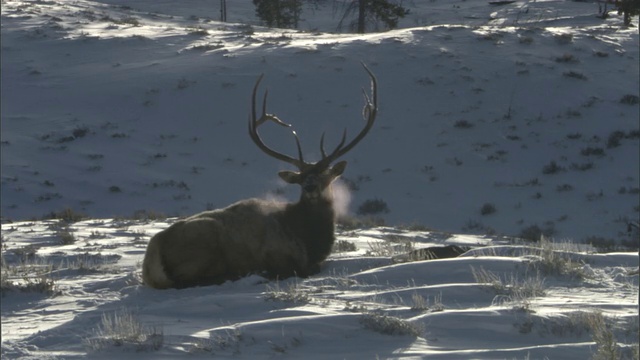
[249,63,378,204]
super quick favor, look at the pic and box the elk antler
[317,62,377,168]
[249,74,306,170]
[249,63,378,170]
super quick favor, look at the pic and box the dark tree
[338,0,409,33]
[253,0,303,29]
[617,0,640,26]
[220,0,227,22]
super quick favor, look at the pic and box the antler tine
[320,133,327,159]
[320,62,378,165]
[250,74,305,169]
[320,130,347,160]
[292,130,305,165]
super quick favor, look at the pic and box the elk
[142,64,378,289]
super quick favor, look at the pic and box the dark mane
[284,198,336,267]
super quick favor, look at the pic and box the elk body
[142,65,378,289]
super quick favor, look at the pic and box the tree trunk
[357,0,366,33]
[275,0,282,27]
[220,0,227,22]
[293,0,300,28]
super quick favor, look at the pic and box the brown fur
[142,165,344,289]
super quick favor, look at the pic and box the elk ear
[279,171,302,184]
[330,161,348,177]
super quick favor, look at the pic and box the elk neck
[283,191,336,264]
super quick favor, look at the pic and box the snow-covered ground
[1,0,638,241]
[1,218,638,359]
[1,0,638,359]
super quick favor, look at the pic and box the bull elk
[142,64,378,289]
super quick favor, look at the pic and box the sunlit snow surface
[1,0,639,358]
[1,219,638,359]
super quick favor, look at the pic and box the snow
[1,219,638,359]
[1,0,638,359]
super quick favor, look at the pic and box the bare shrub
[519,224,555,242]
[411,292,444,312]
[57,227,76,245]
[480,203,497,216]
[189,328,243,355]
[453,120,474,129]
[1,252,58,296]
[542,161,565,175]
[587,312,620,360]
[43,208,86,222]
[571,162,595,171]
[333,240,357,253]
[563,71,587,80]
[619,94,639,105]
[360,312,422,336]
[532,237,587,279]
[556,184,574,192]
[86,308,163,352]
[131,210,167,221]
[554,33,573,44]
[473,265,547,302]
[1,272,56,296]
[117,17,141,26]
[357,198,390,216]
[606,131,624,149]
[366,238,413,257]
[580,146,605,157]
[338,214,386,230]
[263,280,310,303]
[555,53,579,63]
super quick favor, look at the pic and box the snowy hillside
[1,0,638,242]
[1,1,639,359]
